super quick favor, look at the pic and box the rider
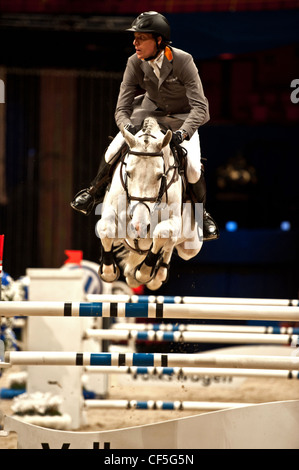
[71,11,219,241]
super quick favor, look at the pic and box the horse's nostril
[129,220,149,239]
[129,222,136,233]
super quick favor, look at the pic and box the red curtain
[38,71,76,268]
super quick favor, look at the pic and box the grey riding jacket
[115,46,210,138]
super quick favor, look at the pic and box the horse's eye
[126,171,131,179]
[157,173,164,180]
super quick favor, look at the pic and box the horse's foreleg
[98,241,120,283]
[146,249,173,290]
[98,238,120,283]
[96,211,120,283]
[135,247,163,284]
[135,218,179,284]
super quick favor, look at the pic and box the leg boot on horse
[189,166,219,241]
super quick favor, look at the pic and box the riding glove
[172,129,188,145]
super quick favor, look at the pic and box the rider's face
[133,33,161,60]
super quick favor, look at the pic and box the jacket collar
[164,46,173,62]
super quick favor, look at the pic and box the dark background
[0,1,298,300]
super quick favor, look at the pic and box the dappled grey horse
[96,117,202,291]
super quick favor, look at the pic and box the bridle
[119,135,179,255]
[120,144,179,213]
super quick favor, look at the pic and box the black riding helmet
[126,11,171,42]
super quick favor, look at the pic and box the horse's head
[120,118,172,239]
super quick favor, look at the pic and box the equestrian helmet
[126,11,171,41]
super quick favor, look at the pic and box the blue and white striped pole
[84,399,251,411]
[87,294,299,307]
[111,323,299,335]
[1,301,299,321]
[5,351,299,370]
[84,365,299,380]
[84,328,299,346]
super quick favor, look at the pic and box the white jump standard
[1,301,299,321]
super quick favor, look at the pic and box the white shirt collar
[149,51,164,79]
[153,50,164,68]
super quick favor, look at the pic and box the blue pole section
[79,302,150,318]
[137,296,177,303]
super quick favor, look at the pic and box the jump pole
[4,351,299,370]
[111,323,299,335]
[83,399,253,411]
[1,301,299,321]
[83,328,299,346]
[84,365,299,380]
[87,294,299,307]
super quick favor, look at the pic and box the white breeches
[181,131,202,184]
[105,131,126,164]
[105,130,202,184]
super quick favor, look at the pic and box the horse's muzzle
[128,201,151,239]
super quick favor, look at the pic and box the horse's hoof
[146,278,162,291]
[135,266,153,284]
[156,262,170,284]
[98,264,120,283]
[126,276,141,288]
[135,253,159,283]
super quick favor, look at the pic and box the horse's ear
[158,129,172,149]
[120,123,136,149]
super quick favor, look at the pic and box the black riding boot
[189,168,219,241]
[70,159,111,215]
[71,137,130,215]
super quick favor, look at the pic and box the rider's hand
[124,123,138,135]
[172,129,188,145]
